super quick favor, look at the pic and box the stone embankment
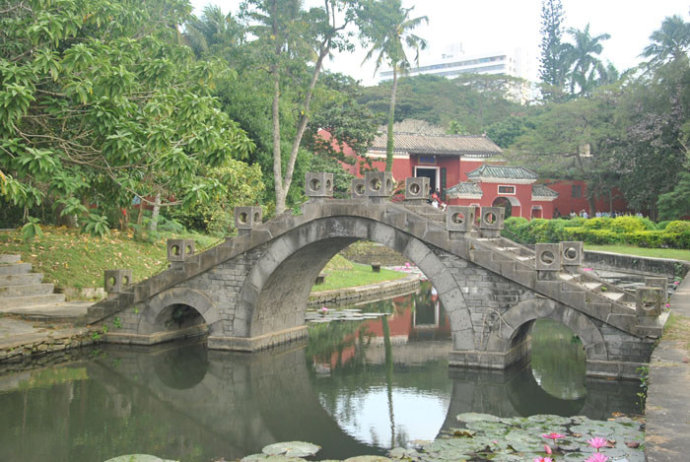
[308,273,421,307]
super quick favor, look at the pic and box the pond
[0,281,641,462]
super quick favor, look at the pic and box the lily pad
[262,441,321,458]
[389,447,419,459]
[105,456,177,462]
[343,456,392,462]
[456,412,502,423]
[241,454,306,462]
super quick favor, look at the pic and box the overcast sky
[190,0,690,85]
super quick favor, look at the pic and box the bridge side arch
[487,298,609,362]
[138,287,219,336]
[233,216,474,349]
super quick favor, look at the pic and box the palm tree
[184,5,244,58]
[358,0,427,172]
[642,14,690,66]
[562,24,611,96]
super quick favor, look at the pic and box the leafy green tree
[0,0,255,232]
[538,0,568,101]
[614,58,690,218]
[239,0,359,214]
[562,24,611,96]
[184,5,245,59]
[512,89,623,214]
[357,0,427,172]
[641,14,690,68]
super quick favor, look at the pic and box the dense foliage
[1,0,688,237]
[502,216,690,249]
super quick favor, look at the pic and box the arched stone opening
[492,196,521,218]
[235,216,473,351]
[138,288,217,342]
[488,298,609,383]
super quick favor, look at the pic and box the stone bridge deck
[86,173,668,379]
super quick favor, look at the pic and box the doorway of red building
[414,167,439,195]
[492,196,521,218]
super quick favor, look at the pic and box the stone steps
[0,254,21,264]
[0,282,55,297]
[0,272,44,287]
[0,254,90,321]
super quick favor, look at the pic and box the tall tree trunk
[149,193,161,233]
[385,67,399,173]
[272,71,286,214]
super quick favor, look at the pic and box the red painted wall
[545,180,629,216]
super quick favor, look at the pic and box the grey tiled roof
[467,164,538,180]
[446,182,483,197]
[532,184,559,198]
[369,132,502,157]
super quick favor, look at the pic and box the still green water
[0,282,640,461]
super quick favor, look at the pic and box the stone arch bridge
[86,173,667,379]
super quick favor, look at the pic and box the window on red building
[572,184,582,198]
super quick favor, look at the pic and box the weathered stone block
[636,287,663,317]
[478,207,504,237]
[404,177,429,201]
[560,241,583,267]
[305,172,334,198]
[167,239,195,262]
[364,171,395,197]
[446,206,475,233]
[535,243,560,271]
[644,276,667,291]
[351,178,366,199]
[104,269,132,295]
[234,206,263,230]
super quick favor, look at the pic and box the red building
[326,121,629,219]
[446,165,558,219]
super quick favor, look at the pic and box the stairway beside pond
[0,254,92,321]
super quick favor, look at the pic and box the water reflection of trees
[530,319,587,400]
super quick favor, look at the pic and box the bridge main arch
[224,216,475,351]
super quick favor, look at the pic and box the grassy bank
[0,227,220,290]
[311,259,408,293]
[0,228,407,295]
[585,244,690,262]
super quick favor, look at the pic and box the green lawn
[311,262,408,292]
[585,244,690,262]
[0,227,220,290]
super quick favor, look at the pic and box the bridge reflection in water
[0,284,640,462]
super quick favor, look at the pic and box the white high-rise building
[378,45,534,104]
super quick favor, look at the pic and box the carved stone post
[234,206,263,236]
[478,207,504,238]
[535,243,560,281]
[404,177,430,203]
[167,239,195,270]
[104,269,132,298]
[351,178,366,199]
[364,171,394,202]
[446,206,475,239]
[305,172,334,198]
[560,241,583,272]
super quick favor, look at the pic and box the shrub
[664,220,690,234]
[582,217,612,230]
[609,216,648,233]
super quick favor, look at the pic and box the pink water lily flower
[319,306,329,314]
[543,444,552,454]
[588,436,608,451]
[534,458,553,462]
[585,453,608,462]
[542,432,565,442]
